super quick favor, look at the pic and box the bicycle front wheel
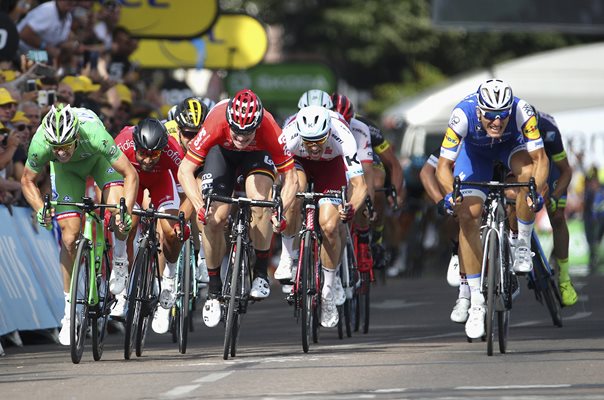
[92,249,111,361]
[70,239,90,364]
[300,231,313,352]
[124,242,147,360]
[359,272,371,334]
[136,251,156,357]
[485,230,499,356]
[224,235,243,360]
[177,238,192,354]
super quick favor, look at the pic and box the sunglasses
[302,135,329,146]
[51,141,76,151]
[480,108,511,121]
[16,124,28,132]
[136,148,162,158]
[231,127,256,136]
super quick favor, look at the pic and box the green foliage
[239,0,602,114]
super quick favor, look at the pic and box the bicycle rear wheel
[359,272,371,334]
[177,238,192,354]
[531,236,563,327]
[224,236,243,360]
[124,242,147,360]
[70,239,90,364]
[136,252,156,357]
[300,231,313,352]
[92,249,111,361]
[485,230,498,356]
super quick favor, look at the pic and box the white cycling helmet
[477,79,513,111]
[42,104,79,145]
[296,105,331,142]
[297,89,333,109]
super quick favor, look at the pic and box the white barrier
[0,206,63,336]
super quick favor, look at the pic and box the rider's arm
[362,162,375,201]
[529,147,549,193]
[349,174,368,213]
[110,153,139,213]
[178,157,204,212]
[420,162,444,204]
[378,146,405,205]
[278,167,299,214]
[21,165,44,212]
[436,157,455,195]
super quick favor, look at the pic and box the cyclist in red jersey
[178,89,298,328]
[114,118,187,333]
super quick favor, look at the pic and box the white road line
[193,371,234,383]
[456,384,572,390]
[161,385,200,398]
[373,388,407,393]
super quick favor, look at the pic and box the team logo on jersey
[107,167,115,174]
[442,128,460,149]
[523,116,540,140]
[80,153,91,158]
[63,195,72,202]
[29,160,37,168]
[545,131,556,142]
[109,145,118,156]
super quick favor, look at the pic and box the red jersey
[185,100,294,173]
[115,126,184,182]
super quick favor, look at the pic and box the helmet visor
[480,107,511,121]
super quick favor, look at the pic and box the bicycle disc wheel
[136,252,156,357]
[92,249,111,361]
[70,239,90,364]
[300,231,313,352]
[485,231,498,356]
[224,236,242,360]
[177,239,192,354]
[124,242,147,360]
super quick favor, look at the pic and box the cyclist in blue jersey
[436,79,549,339]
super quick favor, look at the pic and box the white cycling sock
[467,273,485,306]
[164,261,176,279]
[517,218,534,245]
[281,234,296,260]
[322,267,336,297]
[459,278,470,299]
[112,233,127,260]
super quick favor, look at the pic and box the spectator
[18,100,41,131]
[93,0,121,52]
[17,0,79,63]
[0,122,23,204]
[107,26,139,84]
[0,88,19,130]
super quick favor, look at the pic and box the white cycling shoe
[513,241,533,273]
[465,304,486,339]
[447,254,460,287]
[450,297,470,323]
[333,276,346,306]
[274,257,294,281]
[202,298,222,328]
[250,276,270,299]
[109,257,129,295]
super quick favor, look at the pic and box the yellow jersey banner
[129,14,268,69]
[118,0,219,39]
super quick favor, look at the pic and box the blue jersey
[538,111,565,162]
[440,93,543,161]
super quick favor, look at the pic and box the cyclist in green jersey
[21,104,138,346]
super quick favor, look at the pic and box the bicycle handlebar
[453,176,538,207]
[132,206,187,241]
[376,185,399,212]
[42,194,125,220]
[205,192,279,209]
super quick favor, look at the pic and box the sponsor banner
[130,14,267,69]
[118,0,218,39]
[0,207,62,336]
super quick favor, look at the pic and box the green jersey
[26,107,122,173]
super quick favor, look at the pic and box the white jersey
[282,111,364,179]
[348,117,373,163]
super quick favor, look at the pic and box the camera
[1,132,8,147]
[27,49,49,64]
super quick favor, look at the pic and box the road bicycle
[338,215,359,339]
[124,205,185,360]
[453,176,538,356]
[42,194,125,364]
[171,227,198,354]
[287,186,342,352]
[527,230,563,327]
[203,189,280,360]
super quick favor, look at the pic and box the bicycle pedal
[159,290,176,309]
[286,293,295,305]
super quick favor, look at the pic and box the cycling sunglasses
[302,135,329,146]
[136,148,162,158]
[50,141,76,151]
[480,107,511,121]
[180,128,198,139]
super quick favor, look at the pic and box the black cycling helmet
[133,118,169,151]
[175,97,209,132]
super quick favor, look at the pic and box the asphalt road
[2,269,604,400]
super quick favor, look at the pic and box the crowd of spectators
[0,0,182,209]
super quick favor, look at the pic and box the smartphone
[27,49,49,64]
[26,79,37,92]
[47,90,56,105]
[89,51,99,71]
[38,90,49,107]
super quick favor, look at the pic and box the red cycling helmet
[331,93,354,123]
[226,89,264,134]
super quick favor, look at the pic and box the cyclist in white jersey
[278,105,367,327]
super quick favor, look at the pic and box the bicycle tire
[531,236,563,327]
[359,272,371,334]
[224,235,243,360]
[498,309,510,353]
[124,240,147,360]
[135,251,156,357]
[230,247,249,358]
[337,306,344,339]
[300,231,313,352]
[92,249,111,361]
[312,241,321,345]
[70,239,90,364]
[177,238,192,354]
[343,298,352,337]
[485,230,498,357]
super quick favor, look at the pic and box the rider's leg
[276,169,306,281]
